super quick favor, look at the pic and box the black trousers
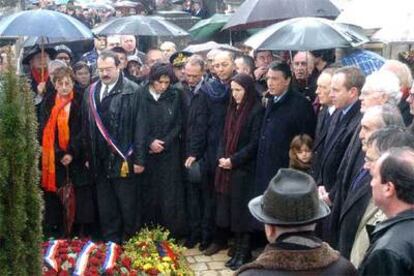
[95,173,141,244]
[185,170,215,240]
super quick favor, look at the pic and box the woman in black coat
[141,62,186,238]
[214,73,264,270]
[39,67,94,238]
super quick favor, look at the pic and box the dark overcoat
[216,103,264,232]
[81,76,147,179]
[254,89,316,201]
[317,101,362,192]
[337,176,372,259]
[140,85,186,236]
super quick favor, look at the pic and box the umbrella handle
[66,165,70,184]
[41,41,45,82]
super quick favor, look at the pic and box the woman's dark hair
[231,73,257,106]
[148,62,174,84]
[72,61,90,74]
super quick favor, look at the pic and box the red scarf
[214,87,256,194]
[41,91,73,192]
[31,68,49,84]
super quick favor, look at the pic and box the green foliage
[0,54,42,276]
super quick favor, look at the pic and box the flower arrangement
[123,227,193,275]
[41,227,192,275]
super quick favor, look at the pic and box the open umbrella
[93,15,189,36]
[0,9,92,78]
[244,17,369,51]
[183,41,242,54]
[113,1,140,8]
[189,13,230,40]
[223,0,340,31]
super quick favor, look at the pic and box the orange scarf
[41,91,73,192]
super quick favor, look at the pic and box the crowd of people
[10,7,412,272]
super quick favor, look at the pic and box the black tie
[102,85,109,101]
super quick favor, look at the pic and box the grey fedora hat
[249,168,330,226]
[187,160,202,183]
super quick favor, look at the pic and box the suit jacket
[312,106,336,179]
[317,101,362,191]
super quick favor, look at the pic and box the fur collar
[237,238,340,274]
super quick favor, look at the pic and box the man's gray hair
[364,104,405,129]
[362,70,402,106]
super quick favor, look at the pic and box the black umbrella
[223,0,340,31]
[0,9,92,79]
[244,17,369,51]
[93,15,189,36]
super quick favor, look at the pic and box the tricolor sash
[89,82,133,177]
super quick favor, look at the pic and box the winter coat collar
[237,232,340,274]
[370,209,414,243]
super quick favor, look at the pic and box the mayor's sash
[89,82,133,177]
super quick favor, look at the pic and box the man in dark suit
[312,68,336,179]
[82,50,146,244]
[317,66,365,204]
[253,62,316,230]
[336,106,405,258]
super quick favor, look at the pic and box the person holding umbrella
[23,45,56,113]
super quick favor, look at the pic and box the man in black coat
[253,62,316,230]
[312,68,336,179]
[82,50,146,244]
[335,107,405,257]
[317,67,365,203]
[359,147,414,276]
[178,55,212,250]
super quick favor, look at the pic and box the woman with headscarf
[214,73,264,270]
[140,62,186,238]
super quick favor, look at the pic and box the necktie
[102,85,109,101]
[349,168,369,192]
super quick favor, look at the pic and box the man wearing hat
[23,45,56,109]
[170,51,192,83]
[237,169,356,275]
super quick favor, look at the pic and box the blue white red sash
[88,82,133,161]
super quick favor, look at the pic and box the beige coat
[350,199,386,267]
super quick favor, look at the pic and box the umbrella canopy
[183,41,242,54]
[0,9,92,40]
[189,13,230,40]
[341,49,385,76]
[371,12,414,43]
[336,0,414,30]
[244,17,369,51]
[93,15,189,36]
[223,0,340,31]
[113,1,140,8]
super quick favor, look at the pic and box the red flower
[121,257,131,268]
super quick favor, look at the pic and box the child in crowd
[289,134,313,174]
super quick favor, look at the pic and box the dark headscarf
[215,73,258,194]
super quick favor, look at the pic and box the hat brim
[248,195,331,226]
[22,48,56,65]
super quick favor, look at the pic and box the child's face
[296,145,312,164]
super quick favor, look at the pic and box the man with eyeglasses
[82,50,147,244]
